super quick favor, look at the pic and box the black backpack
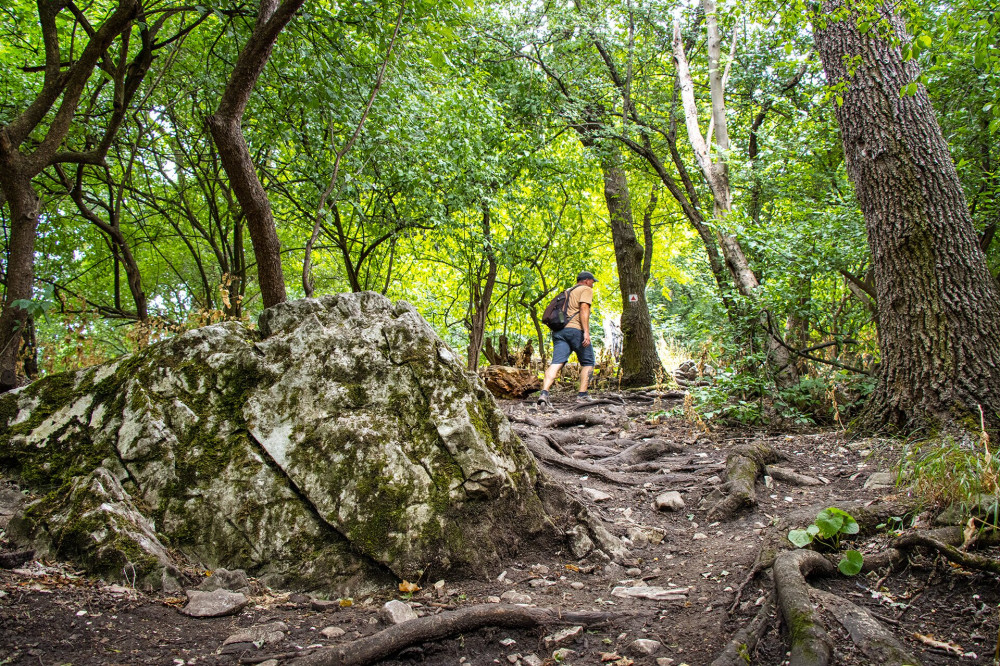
[541,285,581,331]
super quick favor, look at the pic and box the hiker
[537,271,597,406]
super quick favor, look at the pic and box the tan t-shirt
[564,285,593,331]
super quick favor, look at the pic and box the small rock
[863,472,895,489]
[693,532,708,540]
[500,638,517,647]
[507,654,521,664]
[543,625,584,648]
[570,582,585,590]
[487,595,502,603]
[656,658,675,666]
[197,568,250,593]
[528,578,551,588]
[222,621,288,646]
[626,526,666,546]
[530,564,550,575]
[320,626,346,639]
[630,639,662,656]
[654,491,685,511]
[763,475,773,489]
[287,592,311,605]
[379,600,418,624]
[522,655,543,666]
[582,487,613,502]
[311,599,341,611]
[180,590,249,618]
[611,586,690,601]
[625,567,641,576]
[567,525,595,559]
[705,475,722,485]
[500,590,532,604]
[552,648,576,660]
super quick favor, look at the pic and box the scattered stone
[311,599,341,611]
[625,567,641,577]
[630,639,662,656]
[222,621,288,646]
[379,599,418,624]
[522,654,543,666]
[259,661,279,666]
[611,586,689,601]
[180,590,248,618]
[582,487,613,502]
[655,658,675,666]
[197,568,250,593]
[654,491,685,511]
[507,654,521,664]
[553,648,577,660]
[500,638,517,647]
[626,526,666,546]
[570,582,585,590]
[528,578,553,588]
[567,525,595,559]
[543,626,584,648]
[693,532,708,540]
[287,592,311,605]
[530,564,550,575]
[863,472,895,490]
[499,590,532,604]
[487,595,502,603]
[705,475,722,485]
[320,626,346,639]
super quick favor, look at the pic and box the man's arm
[580,302,591,347]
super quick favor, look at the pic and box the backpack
[541,285,581,331]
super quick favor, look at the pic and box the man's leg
[539,331,571,405]
[577,335,596,397]
[541,363,564,392]
[578,365,593,393]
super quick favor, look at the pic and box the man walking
[537,271,597,406]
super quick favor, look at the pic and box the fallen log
[287,604,617,666]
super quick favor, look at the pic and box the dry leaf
[399,580,421,593]
[564,564,580,572]
[338,598,353,607]
[913,633,962,654]
[600,652,621,662]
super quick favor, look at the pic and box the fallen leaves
[398,580,420,593]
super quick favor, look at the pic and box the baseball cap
[577,271,597,282]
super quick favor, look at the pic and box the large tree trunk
[0,175,40,391]
[814,0,1000,430]
[597,148,663,387]
[207,0,304,309]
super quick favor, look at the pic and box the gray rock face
[1,293,619,593]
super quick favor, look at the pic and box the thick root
[600,438,684,467]
[710,594,775,666]
[765,465,822,486]
[520,434,640,485]
[773,549,835,666]
[810,588,922,665]
[707,441,782,521]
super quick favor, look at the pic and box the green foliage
[788,507,864,576]
[898,434,1000,518]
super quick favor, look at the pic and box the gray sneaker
[576,393,594,403]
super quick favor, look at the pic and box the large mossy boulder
[0,293,621,593]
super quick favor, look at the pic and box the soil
[1,390,998,666]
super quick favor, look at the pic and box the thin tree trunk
[814,0,1000,430]
[0,176,40,391]
[596,147,662,387]
[467,207,497,372]
[207,0,304,309]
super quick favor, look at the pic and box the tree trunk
[814,0,1000,430]
[0,175,40,391]
[207,0,304,309]
[467,207,497,372]
[596,148,663,387]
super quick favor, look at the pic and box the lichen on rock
[0,292,622,593]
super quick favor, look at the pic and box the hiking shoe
[576,393,594,403]
[536,395,550,408]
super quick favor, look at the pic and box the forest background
[2,0,998,432]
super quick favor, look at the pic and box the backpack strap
[563,284,583,323]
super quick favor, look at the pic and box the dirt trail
[1,392,997,665]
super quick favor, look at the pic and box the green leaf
[807,524,820,536]
[815,510,844,539]
[838,550,864,576]
[788,529,814,548]
[917,34,932,49]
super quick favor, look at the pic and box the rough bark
[813,1,1000,431]
[0,177,40,391]
[207,0,304,309]
[467,207,498,372]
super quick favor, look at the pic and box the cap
[577,271,597,283]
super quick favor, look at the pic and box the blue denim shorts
[551,327,595,366]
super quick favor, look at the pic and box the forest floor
[1,390,998,666]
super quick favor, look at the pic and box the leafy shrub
[788,507,865,575]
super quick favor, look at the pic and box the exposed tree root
[764,465,822,486]
[710,594,775,666]
[892,530,1000,574]
[600,438,684,467]
[809,588,922,665]
[547,413,609,428]
[520,434,640,485]
[286,604,618,666]
[571,398,624,410]
[773,549,835,666]
[707,441,783,521]
[568,444,620,459]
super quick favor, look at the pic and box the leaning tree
[813,0,1000,431]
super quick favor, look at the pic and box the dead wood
[547,413,609,428]
[773,549,835,666]
[707,441,782,521]
[809,587,922,665]
[600,438,684,467]
[287,604,617,666]
[764,465,822,486]
[479,365,541,399]
[710,594,775,666]
[0,549,34,569]
[520,434,640,485]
